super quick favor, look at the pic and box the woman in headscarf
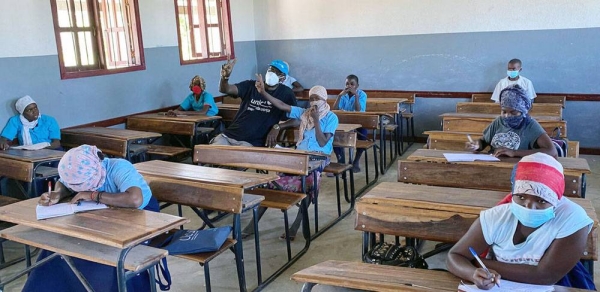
[465,85,557,158]
[447,153,595,290]
[167,75,218,117]
[0,95,61,150]
[242,79,338,240]
[26,145,160,292]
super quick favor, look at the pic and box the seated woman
[167,75,218,116]
[0,95,61,150]
[331,74,367,172]
[447,153,595,290]
[25,145,160,292]
[242,82,338,240]
[465,85,557,158]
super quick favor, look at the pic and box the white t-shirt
[491,76,536,102]
[480,197,593,266]
[282,75,297,89]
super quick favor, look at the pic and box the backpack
[551,127,568,158]
[363,242,428,269]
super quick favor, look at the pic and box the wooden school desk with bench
[0,149,64,198]
[0,198,188,292]
[126,113,222,147]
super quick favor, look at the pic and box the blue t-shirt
[0,114,60,145]
[337,89,367,112]
[59,159,153,209]
[288,106,338,154]
[180,92,218,116]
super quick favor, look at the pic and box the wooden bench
[456,102,563,117]
[146,177,256,291]
[292,260,590,292]
[128,144,191,161]
[440,113,567,138]
[399,149,590,197]
[471,94,567,108]
[323,131,357,217]
[423,130,580,158]
[356,182,598,262]
[217,104,240,123]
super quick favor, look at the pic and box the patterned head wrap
[298,86,330,146]
[16,95,35,114]
[58,145,106,192]
[499,85,531,115]
[189,75,206,91]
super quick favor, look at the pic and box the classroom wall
[0,0,258,128]
[253,0,600,147]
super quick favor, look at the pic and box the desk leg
[362,232,370,259]
[379,118,386,175]
[252,207,262,285]
[117,247,133,292]
[232,214,247,292]
[0,253,59,289]
[63,255,94,292]
[581,173,587,199]
[301,282,316,292]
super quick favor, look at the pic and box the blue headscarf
[499,85,531,129]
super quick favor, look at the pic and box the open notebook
[36,202,108,220]
[11,142,50,150]
[458,280,554,292]
[443,153,500,162]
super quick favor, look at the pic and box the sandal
[279,233,296,241]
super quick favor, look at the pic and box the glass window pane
[60,32,77,67]
[56,0,73,28]
[77,31,94,66]
[115,1,124,27]
[208,27,222,54]
[73,0,88,27]
[192,1,200,25]
[119,32,128,63]
[193,28,202,55]
[205,0,218,24]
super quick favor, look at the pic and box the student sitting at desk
[0,95,61,150]
[214,57,297,147]
[167,75,218,117]
[447,153,595,290]
[331,74,367,172]
[26,145,160,292]
[465,85,557,158]
[242,84,338,240]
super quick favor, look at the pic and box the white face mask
[265,71,279,86]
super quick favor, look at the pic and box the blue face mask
[507,70,520,79]
[510,200,555,228]
[502,115,524,129]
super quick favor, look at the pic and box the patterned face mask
[502,115,525,129]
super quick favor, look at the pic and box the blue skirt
[23,197,161,292]
[555,261,596,290]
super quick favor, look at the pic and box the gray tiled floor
[1,144,598,291]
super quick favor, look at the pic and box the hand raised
[221,54,237,77]
[255,73,265,94]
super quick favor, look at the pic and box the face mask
[502,115,524,129]
[507,70,519,79]
[265,71,279,86]
[510,200,555,228]
[310,100,325,108]
[192,85,202,95]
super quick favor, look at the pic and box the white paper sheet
[36,202,108,220]
[443,153,501,162]
[11,142,50,150]
[458,279,554,292]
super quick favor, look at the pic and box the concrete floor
[1,143,599,291]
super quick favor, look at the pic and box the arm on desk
[70,186,144,209]
[0,136,11,150]
[493,133,557,158]
[48,139,61,150]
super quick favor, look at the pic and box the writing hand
[493,148,515,157]
[221,54,237,77]
[166,110,178,117]
[38,191,61,206]
[472,268,501,290]
[465,141,480,152]
[255,73,265,95]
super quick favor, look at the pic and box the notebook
[11,142,50,150]
[443,153,501,162]
[458,279,554,292]
[36,202,109,220]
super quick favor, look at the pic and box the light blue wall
[0,41,257,129]
[255,28,600,147]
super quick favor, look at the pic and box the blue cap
[269,59,289,75]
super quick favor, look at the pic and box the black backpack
[363,242,428,269]
[551,127,568,157]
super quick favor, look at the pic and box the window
[50,0,145,79]
[175,0,234,64]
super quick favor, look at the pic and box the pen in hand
[469,247,500,287]
[467,134,474,143]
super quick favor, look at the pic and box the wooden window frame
[174,0,235,65]
[50,0,146,80]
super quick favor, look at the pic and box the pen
[469,247,499,287]
[48,181,52,195]
[467,134,474,143]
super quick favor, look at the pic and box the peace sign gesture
[221,55,237,78]
[255,73,265,95]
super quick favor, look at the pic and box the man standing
[491,59,536,103]
[212,57,297,146]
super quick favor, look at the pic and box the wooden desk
[456,102,563,117]
[0,198,188,291]
[61,127,161,160]
[336,123,362,133]
[0,149,64,197]
[401,149,590,197]
[134,160,278,188]
[440,112,567,137]
[292,260,592,292]
[126,113,221,146]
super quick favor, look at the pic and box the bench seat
[245,188,305,210]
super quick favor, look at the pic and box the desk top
[218,104,241,110]
[134,160,278,188]
[128,113,222,123]
[0,149,64,163]
[367,98,407,104]
[62,127,162,140]
[440,112,562,122]
[203,145,330,158]
[336,123,362,132]
[0,198,188,249]
[332,110,388,116]
[406,149,591,174]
